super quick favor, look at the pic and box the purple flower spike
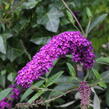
[9,85,20,100]
[0,99,11,109]
[0,85,20,109]
[16,31,95,88]
[78,81,91,107]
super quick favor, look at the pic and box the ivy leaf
[22,0,41,9]
[37,7,64,32]
[6,46,24,62]
[7,73,16,82]
[0,35,6,54]
[30,36,50,45]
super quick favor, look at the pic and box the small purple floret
[10,85,20,100]
[0,98,11,109]
[16,31,95,88]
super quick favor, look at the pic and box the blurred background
[0,0,109,109]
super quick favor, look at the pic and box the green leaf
[92,69,101,79]
[101,71,109,83]
[45,59,59,77]
[48,90,64,99]
[22,0,41,9]
[91,35,108,51]
[0,23,5,32]
[106,88,109,106]
[6,40,26,62]
[88,14,107,33]
[30,36,50,45]
[93,93,100,109]
[96,57,109,65]
[48,76,79,98]
[7,73,15,82]
[2,33,13,40]
[0,36,6,54]
[48,83,75,98]
[67,63,76,77]
[28,90,44,103]
[55,76,80,85]
[0,70,6,88]
[21,80,44,102]
[55,76,73,83]
[92,69,107,88]
[66,10,75,24]
[46,71,64,87]
[49,76,80,98]
[0,88,12,100]
[86,7,92,18]
[37,7,64,32]
[6,46,24,62]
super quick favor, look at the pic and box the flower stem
[20,40,31,60]
[44,88,77,103]
[85,18,92,37]
[61,0,85,35]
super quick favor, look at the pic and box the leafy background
[0,0,109,109]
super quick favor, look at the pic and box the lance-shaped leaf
[96,57,109,65]
[92,69,106,88]
[0,88,12,100]
[46,71,64,87]
[21,80,44,102]
[87,14,107,33]
[67,63,76,77]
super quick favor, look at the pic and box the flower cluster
[0,98,11,109]
[10,85,20,100]
[0,85,20,109]
[16,31,95,88]
[78,81,91,107]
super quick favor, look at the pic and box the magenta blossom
[9,85,20,100]
[16,31,95,88]
[0,98,11,109]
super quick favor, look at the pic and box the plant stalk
[61,0,85,35]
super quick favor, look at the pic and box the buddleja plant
[0,0,108,109]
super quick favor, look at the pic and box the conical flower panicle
[16,31,95,88]
[78,81,91,108]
